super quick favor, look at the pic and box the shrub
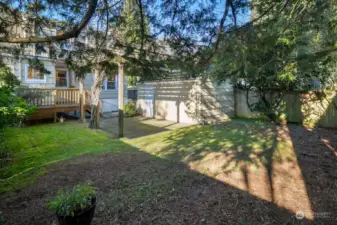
[0,88,34,128]
[0,64,34,128]
[48,183,96,217]
[124,101,137,117]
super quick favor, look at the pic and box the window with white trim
[102,75,117,90]
[25,64,46,83]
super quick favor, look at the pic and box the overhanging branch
[0,0,98,43]
[202,0,230,64]
[201,1,278,65]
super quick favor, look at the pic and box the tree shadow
[285,93,337,223]
[146,119,336,223]
[99,116,186,139]
[0,139,314,225]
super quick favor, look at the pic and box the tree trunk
[260,92,278,122]
[118,63,124,137]
[89,68,104,129]
[79,77,85,122]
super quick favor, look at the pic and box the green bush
[0,88,34,128]
[48,183,96,217]
[0,64,34,129]
[124,101,137,117]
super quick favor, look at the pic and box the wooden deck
[20,88,91,120]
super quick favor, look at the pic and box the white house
[1,24,128,119]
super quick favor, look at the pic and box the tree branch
[136,0,145,58]
[0,0,98,43]
[201,1,278,65]
[202,0,231,64]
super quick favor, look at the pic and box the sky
[6,0,251,43]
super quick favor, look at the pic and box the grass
[0,122,132,193]
[126,119,294,174]
[105,119,297,223]
[1,119,335,224]
[1,119,294,193]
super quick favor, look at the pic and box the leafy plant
[124,101,137,117]
[0,66,20,91]
[211,0,337,122]
[0,64,34,129]
[48,183,96,217]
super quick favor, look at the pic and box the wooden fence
[235,89,337,128]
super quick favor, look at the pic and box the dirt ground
[1,124,337,225]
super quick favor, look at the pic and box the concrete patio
[99,116,191,138]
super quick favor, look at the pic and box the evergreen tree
[211,0,337,122]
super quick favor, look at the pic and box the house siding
[4,57,56,88]
[75,73,128,112]
[4,57,128,113]
[1,22,128,114]
[79,73,127,99]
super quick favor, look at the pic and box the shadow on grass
[0,139,311,225]
[2,120,336,224]
[99,116,188,139]
[134,119,336,223]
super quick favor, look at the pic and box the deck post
[118,62,124,138]
[53,89,57,107]
[53,89,57,123]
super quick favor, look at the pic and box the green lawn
[0,122,133,193]
[1,119,334,224]
[126,119,294,174]
[1,119,293,193]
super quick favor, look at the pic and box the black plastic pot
[56,198,96,225]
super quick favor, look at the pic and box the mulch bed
[1,124,337,225]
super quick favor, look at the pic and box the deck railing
[18,88,91,107]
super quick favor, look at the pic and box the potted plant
[48,183,96,225]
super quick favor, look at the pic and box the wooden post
[118,62,124,138]
[79,78,85,122]
[53,89,57,107]
[53,89,57,123]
